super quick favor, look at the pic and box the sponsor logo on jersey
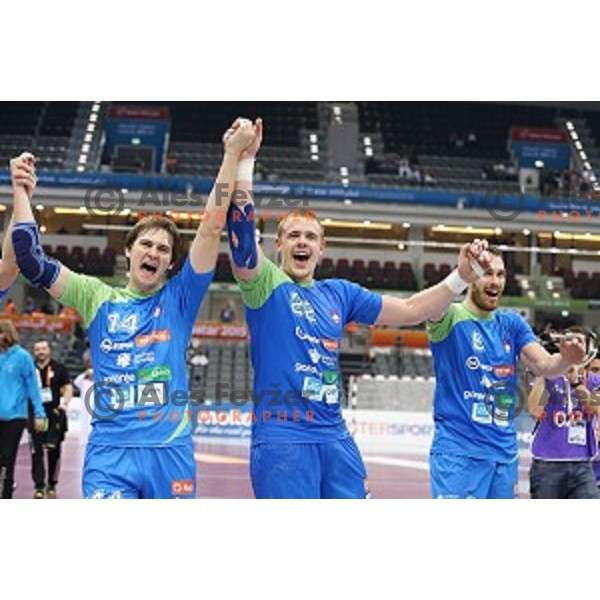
[100,338,134,353]
[295,363,320,376]
[137,365,173,383]
[308,348,321,364]
[103,373,136,385]
[116,353,132,368]
[172,480,194,496]
[493,364,515,378]
[296,326,320,344]
[322,370,339,385]
[466,356,481,370]
[322,338,339,352]
[135,330,171,348]
[134,351,156,365]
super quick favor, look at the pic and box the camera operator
[527,327,600,499]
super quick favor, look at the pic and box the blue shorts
[83,443,196,499]
[250,437,369,499]
[430,453,518,499]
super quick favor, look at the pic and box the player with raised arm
[427,247,586,499]
[225,121,491,499]
[11,121,257,499]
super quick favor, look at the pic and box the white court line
[363,456,430,471]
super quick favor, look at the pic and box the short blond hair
[276,210,323,239]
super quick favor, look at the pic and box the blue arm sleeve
[12,222,61,289]
[226,204,258,269]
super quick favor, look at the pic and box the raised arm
[520,338,585,380]
[226,118,264,282]
[189,119,256,274]
[10,153,70,299]
[375,240,490,326]
[1,154,35,291]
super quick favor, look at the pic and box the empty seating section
[143,101,326,182]
[559,269,600,300]
[41,244,116,277]
[358,102,561,193]
[0,101,79,171]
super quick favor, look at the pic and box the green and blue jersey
[428,303,537,463]
[60,259,213,447]
[238,258,383,444]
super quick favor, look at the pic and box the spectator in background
[527,328,599,499]
[24,296,35,314]
[0,320,45,499]
[219,300,236,324]
[4,299,16,314]
[29,339,73,499]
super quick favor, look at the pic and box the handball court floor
[12,433,533,499]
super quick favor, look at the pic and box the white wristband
[444,269,469,296]
[237,158,255,182]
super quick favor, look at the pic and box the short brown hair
[0,320,19,347]
[276,210,323,239]
[125,217,184,267]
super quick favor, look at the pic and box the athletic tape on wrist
[237,158,255,182]
[444,270,469,296]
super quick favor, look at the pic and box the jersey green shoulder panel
[235,258,291,310]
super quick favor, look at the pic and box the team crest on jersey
[471,332,485,352]
[290,292,317,323]
[503,339,512,354]
[330,310,341,324]
[154,306,162,318]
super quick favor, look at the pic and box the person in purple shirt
[527,327,600,499]
[587,353,600,489]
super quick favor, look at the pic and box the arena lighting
[535,160,545,168]
[77,223,600,257]
[575,141,583,150]
[309,134,318,143]
[365,147,373,157]
[35,204,44,211]
[402,222,411,229]
[571,132,579,140]
[431,225,501,235]
[580,151,588,161]
[320,220,392,231]
[566,121,574,130]
[522,229,531,236]
[584,161,592,170]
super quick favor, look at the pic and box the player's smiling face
[126,228,174,293]
[468,255,506,313]
[276,216,325,284]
